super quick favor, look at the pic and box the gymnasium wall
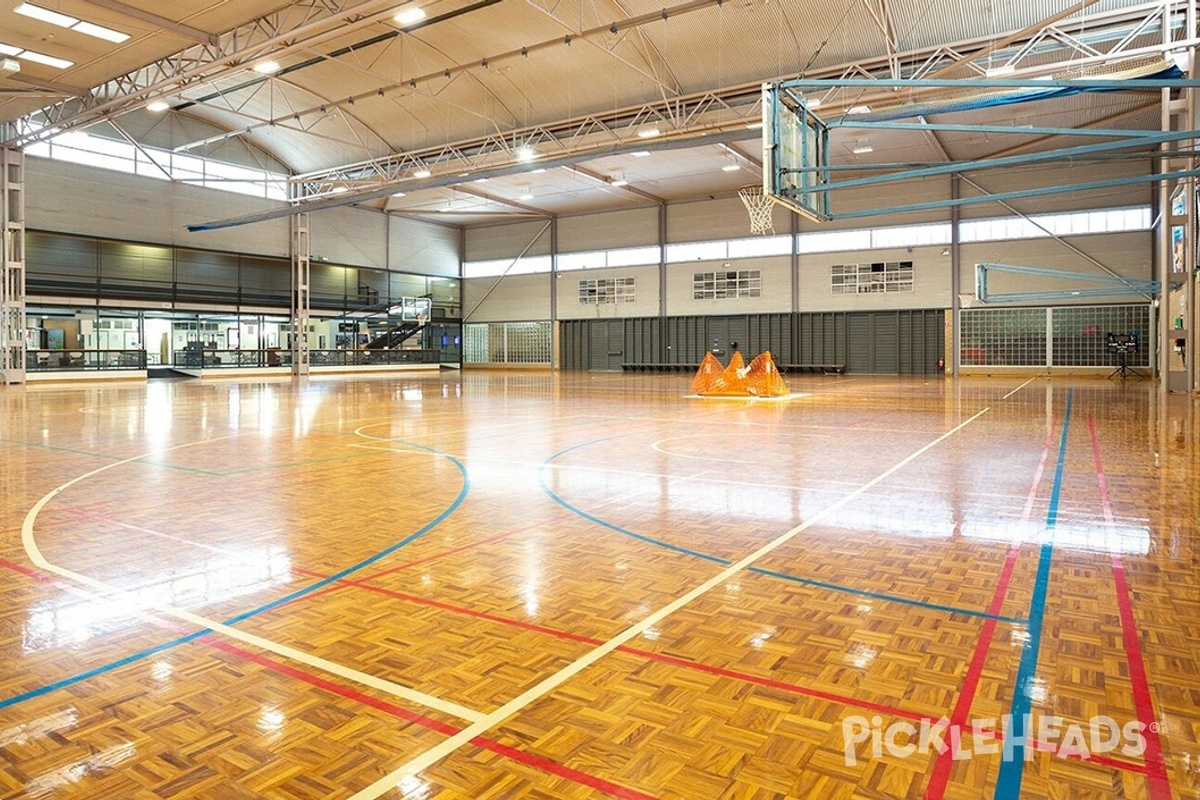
[24,156,460,277]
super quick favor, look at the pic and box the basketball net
[738,186,777,235]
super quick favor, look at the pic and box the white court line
[21,438,486,726]
[1001,376,1039,400]
[347,405,993,799]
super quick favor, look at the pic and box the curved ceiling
[0,0,1188,227]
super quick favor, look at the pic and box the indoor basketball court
[1,370,1196,799]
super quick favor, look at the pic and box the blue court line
[538,447,1026,625]
[993,386,1072,799]
[0,441,469,712]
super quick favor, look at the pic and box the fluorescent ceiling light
[254,61,281,74]
[395,7,426,24]
[71,21,129,43]
[986,65,1015,77]
[631,151,652,157]
[14,3,77,27]
[851,144,874,154]
[391,191,407,198]
[18,50,73,69]
[331,186,348,194]
[146,100,170,112]
[438,206,453,212]
[519,192,534,200]
[848,105,871,114]
[15,4,129,42]
[474,177,489,183]
[636,127,660,139]
[745,122,764,130]
[721,163,740,172]
[516,145,536,161]
[610,179,628,187]
[805,98,822,109]
[530,167,546,174]
[413,168,431,179]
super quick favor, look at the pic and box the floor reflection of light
[294,386,326,435]
[1029,679,1048,703]
[398,775,430,799]
[23,742,136,796]
[257,707,286,733]
[750,629,775,649]
[846,643,876,669]
[0,708,78,747]
[142,382,174,450]
[643,628,661,641]
[151,661,172,681]
[22,547,293,651]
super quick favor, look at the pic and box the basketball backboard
[762,82,831,222]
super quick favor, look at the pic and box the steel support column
[950,173,961,377]
[291,213,311,377]
[1,148,25,385]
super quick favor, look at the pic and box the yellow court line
[347,405,994,799]
[20,436,487,726]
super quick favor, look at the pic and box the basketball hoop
[738,186,777,235]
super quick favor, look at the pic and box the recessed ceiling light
[146,100,170,112]
[413,168,431,179]
[636,127,660,139]
[15,4,128,42]
[254,61,281,74]
[631,151,652,157]
[17,50,73,69]
[395,7,426,24]
[14,3,77,28]
[71,21,129,42]
[848,105,871,114]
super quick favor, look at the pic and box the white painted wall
[666,256,792,316]
[463,273,552,321]
[559,207,659,251]
[799,246,951,311]
[465,220,552,260]
[961,231,1152,303]
[389,216,460,277]
[26,155,291,257]
[27,155,462,279]
[556,265,660,319]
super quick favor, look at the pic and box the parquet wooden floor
[0,371,1197,799]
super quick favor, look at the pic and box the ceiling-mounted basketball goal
[747,67,1200,234]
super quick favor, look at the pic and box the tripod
[1107,343,1145,380]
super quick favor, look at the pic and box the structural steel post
[291,213,311,377]
[1,148,26,385]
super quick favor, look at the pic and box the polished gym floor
[0,370,1196,799]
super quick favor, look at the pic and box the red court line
[926,418,1049,800]
[0,559,660,800]
[1087,414,1172,800]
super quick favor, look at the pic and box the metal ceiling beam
[567,164,665,203]
[450,184,554,216]
[926,0,1102,78]
[79,0,219,45]
[1,0,415,147]
[168,0,720,157]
